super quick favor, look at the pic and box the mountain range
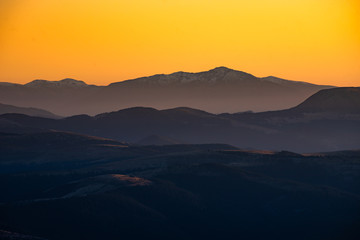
[0,67,333,116]
[0,77,359,239]
[1,87,359,153]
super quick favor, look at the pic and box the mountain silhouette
[0,67,332,116]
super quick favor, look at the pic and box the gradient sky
[0,0,359,86]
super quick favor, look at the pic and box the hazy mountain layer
[1,87,359,153]
[0,67,333,116]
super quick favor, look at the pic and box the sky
[0,0,359,86]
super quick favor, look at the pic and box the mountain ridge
[2,67,319,87]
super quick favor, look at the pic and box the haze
[0,0,359,86]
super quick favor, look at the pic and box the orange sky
[0,0,359,86]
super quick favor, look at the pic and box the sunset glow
[0,0,359,86]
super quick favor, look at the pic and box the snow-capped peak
[112,67,255,86]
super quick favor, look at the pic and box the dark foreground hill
[293,87,360,113]
[136,134,184,145]
[1,87,359,152]
[0,130,359,240]
[0,67,332,116]
[0,230,47,240]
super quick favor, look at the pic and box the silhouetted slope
[0,67,332,115]
[0,130,127,149]
[0,118,41,134]
[0,113,60,134]
[0,131,129,173]
[0,103,59,118]
[293,87,360,113]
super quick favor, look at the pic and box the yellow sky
[0,0,359,86]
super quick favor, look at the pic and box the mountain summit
[110,67,272,86]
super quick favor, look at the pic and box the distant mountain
[24,78,89,88]
[0,103,60,118]
[1,87,359,152]
[0,67,333,116]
